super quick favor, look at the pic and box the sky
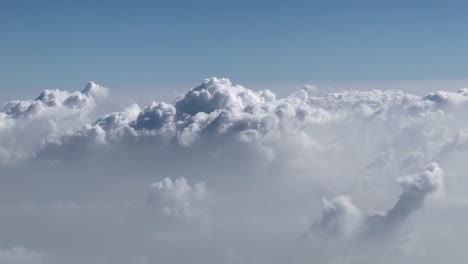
[3,2,468,264]
[2,0,468,92]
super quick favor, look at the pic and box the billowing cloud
[36,77,468,163]
[423,88,468,106]
[41,78,468,146]
[311,163,445,240]
[0,82,109,163]
[312,196,363,239]
[2,78,468,263]
[148,177,206,219]
[0,81,108,119]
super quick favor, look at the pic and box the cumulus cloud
[42,78,468,149]
[423,88,468,106]
[0,82,109,163]
[36,77,466,162]
[312,196,363,239]
[148,177,206,219]
[2,78,468,263]
[0,81,108,119]
[311,163,445,241]
[366,163,444,237]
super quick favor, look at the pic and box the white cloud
[2,78,468,263]
[312,196,363,239]
[311,163,445,240]
[0,81,108,119]
[396,163,444,195]
[0,82,109,163]
[423,88,468,106]
[148,177,206,219]
[34,77,455,162]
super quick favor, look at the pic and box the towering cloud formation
[312,163,445,241]
[37,77,468,161]
[367,163,444,233]
[1,78,468,264]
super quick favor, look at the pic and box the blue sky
[2,0,468,91]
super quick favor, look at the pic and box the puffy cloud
[311,163,445,240]
[148,177,206,219]
[6,77,468,166]
[0,82,109,163]
[175,78,276,116]
[3,78,468,263]
[81,81,110,99]
[396,163,444,195]
[365,163,444,237]
[423,88,468,106]
[37,77,462,161]
[131,102,175,132]
[0,81,108,119]
[312,196,363,239]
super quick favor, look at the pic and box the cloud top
[312,163,445,241]
[1,81,108,119]
[38,77,468,161]
[1,78,468,263]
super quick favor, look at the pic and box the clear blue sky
[2,0,468,91]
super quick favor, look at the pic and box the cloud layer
[2,78,468,263]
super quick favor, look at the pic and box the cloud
[396,163,444,195]
[0,81,108,119]
[365,163,444,237]
[0,82,109,163]
[148,177,206,219]
[312,196,363,239]
[423,88,468,106]
[311,163,445,241]
[36,77,463,163]
[2,78,468,263]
